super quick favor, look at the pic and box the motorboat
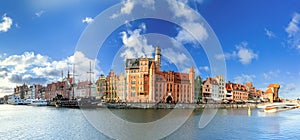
[7,96,26,105]
[26,99,48,106]
[263,104,296,113]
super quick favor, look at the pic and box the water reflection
[0,105,299,139]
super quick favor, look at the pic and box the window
[131,92,135,97]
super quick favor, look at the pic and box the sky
[0,0,300,99]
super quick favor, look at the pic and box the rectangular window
[131,92,135,97]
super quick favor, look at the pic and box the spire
[189,66,195,73]
[155,46,161,55]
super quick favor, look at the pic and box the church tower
[154,46,161,72]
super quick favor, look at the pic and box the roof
[226,82,247,92]
[203,77,218,85]
[268,84,280,88]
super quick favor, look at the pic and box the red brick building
[226,81,248,102]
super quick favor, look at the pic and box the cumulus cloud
[0,13,13,32]
[35,10,45,17]
[111,0,135,19]
[82,17,94,24]
[0,51,100,96]
[215,42,258,65]
[167,0,208,44]
[175,22,208,44]
[0,68,9,78]
[264,28,276,39]
[110,0,155,19]
[167,0,198,22]
[234,74,256,84]
[120,24,154,60]
[1,52,49,73]
[164,48,189,66]
[236,42,258,64]
[8,74,48,85]
[285,12,300,50]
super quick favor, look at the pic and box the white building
[117,73,126,101]
[215,75,226,99]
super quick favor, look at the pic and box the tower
[149,62,156,102]
[155,46,161,72]
[189,66,195,103]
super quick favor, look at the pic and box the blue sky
[0,0,300,99]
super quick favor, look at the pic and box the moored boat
[7,95,26,105]
[29,99,48,106]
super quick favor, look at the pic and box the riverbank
[122,103,258,109]
[2,102,282,109]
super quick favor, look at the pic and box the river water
[0,104,299,140]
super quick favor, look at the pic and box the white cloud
[285,12,300,50]
[285,13,300,37]
[1,52,49,74]
[263,70,280,80]
[35,10,45,17]
[175,22,208,44]
[0,13,13,32]
[215,42,257,65]
[110,0,155,19]
[280,83,298,99]
[82,17,94,24]
[284,83,296,91]
[236,42,258,65]
[215,52,236,60]
[199,66,209,72]
[168,0,208,44]
[167,0,197,22]
[111,0,135,19]
[164,48,189,66]
[141,0,155,9]
[120,24,154,59]
[265,28,276,39]
[0,51,101,97]
[234,74,256,84]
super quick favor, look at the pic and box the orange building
[125,46,195,103]
[245,82,258,100]
[265,84,280,103]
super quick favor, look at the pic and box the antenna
[87,61,94,97]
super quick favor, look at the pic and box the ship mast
[87,61,94,97]
[72,64,78,99]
